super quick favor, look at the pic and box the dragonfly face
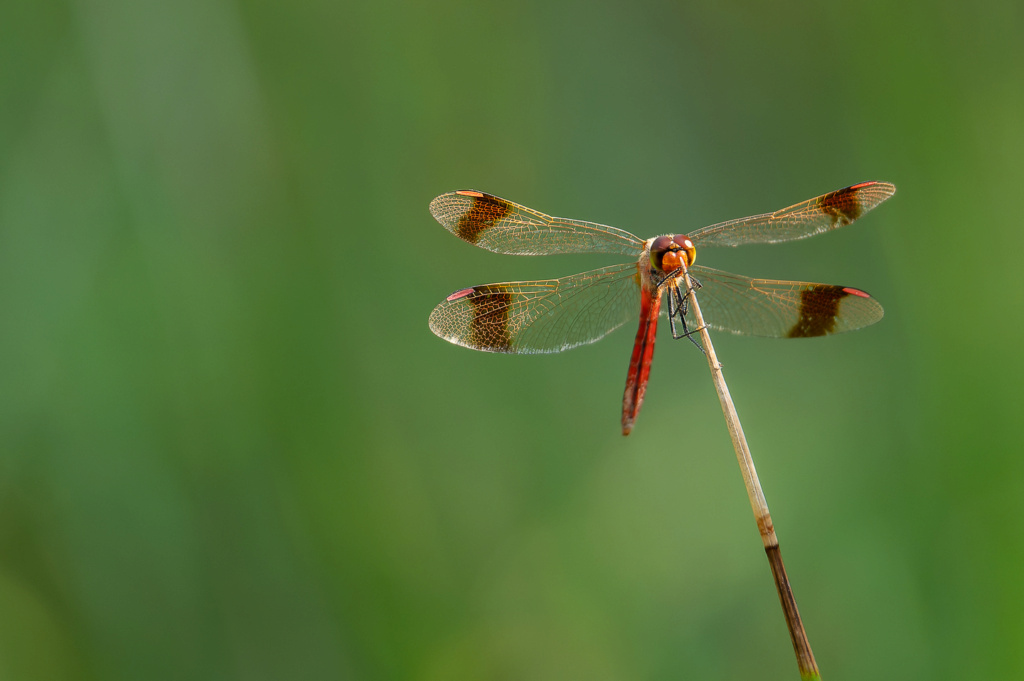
[649,234,696,274]
[428,183,894,434]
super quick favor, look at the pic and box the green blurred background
[1,0,1021,679]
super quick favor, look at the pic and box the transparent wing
[689,182,895,247]
[429,190,644,256]
[688,265,884,338]
[429,263,641,354]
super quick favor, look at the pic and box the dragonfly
[428,182,894,435]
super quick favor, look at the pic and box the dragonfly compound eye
[673,234,696,267]
[649,235,677,271]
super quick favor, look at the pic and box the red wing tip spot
[848,182,876,190]
[842,287,871,298]
[446,287,476,301]
[455,190,485,198]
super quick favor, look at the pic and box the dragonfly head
[650,234,696,273]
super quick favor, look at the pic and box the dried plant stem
[680,267,821,681]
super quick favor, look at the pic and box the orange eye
[650,235,674,253]
[649,235,676,270]
[673,234,696,267]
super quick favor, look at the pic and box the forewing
[429,190,644,256]
[429,263,641,354]
[689,182,895,247]
[688,265,883,338]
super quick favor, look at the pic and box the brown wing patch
[454,193,512,244]
[467,284,513,351]
[429,190,644,256]
[787,286,850,338]
[687,181,894,248]
[817,183,872,227]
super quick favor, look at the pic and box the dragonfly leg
[675,323,708,352]
[661,268,703,293]
[667,288,679,338]
[667,286,688,340]
[668,284,706,354]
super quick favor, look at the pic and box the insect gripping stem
[677,265,822,681]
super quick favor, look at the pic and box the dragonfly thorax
[650,234,696,273]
